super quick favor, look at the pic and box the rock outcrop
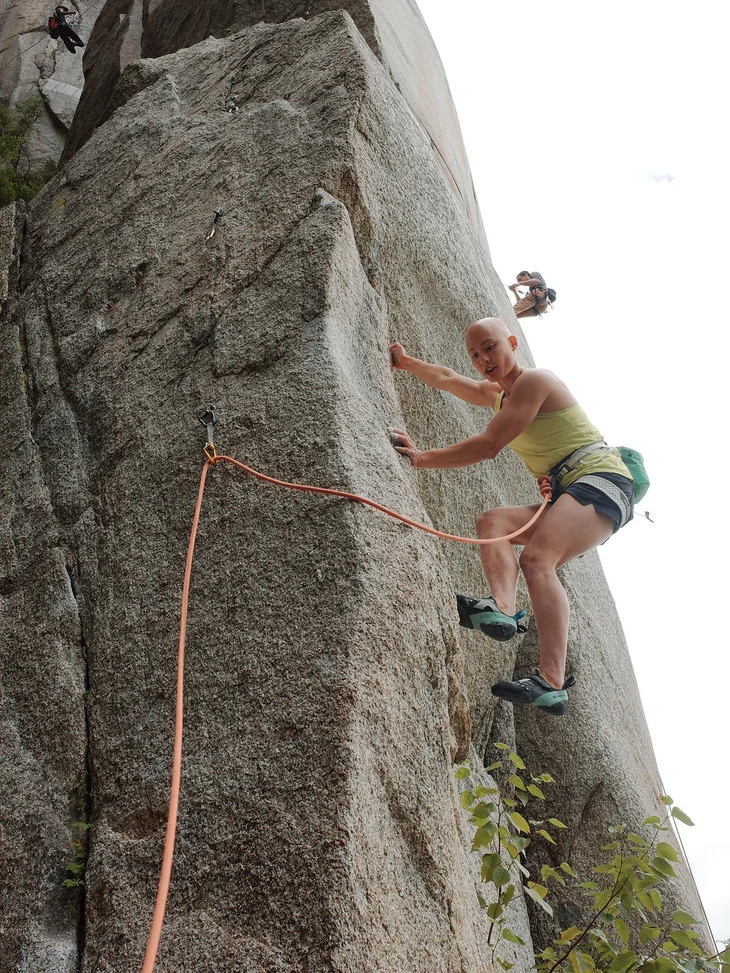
[0,1,705,971]
[0,0,103,166]
[59,0,488,251]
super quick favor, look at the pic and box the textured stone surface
[60,0,487,249]
[2,12,528,971]
[0,0,102,165]
[0,2,707,970]
[0,204,86,972]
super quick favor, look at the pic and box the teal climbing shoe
[491,669,576,717]
[456,593,527,643]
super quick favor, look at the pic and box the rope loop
[537,474,553,501]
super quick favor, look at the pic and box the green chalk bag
[617,447,650,502]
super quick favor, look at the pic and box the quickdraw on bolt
[206,208,223,241]
[198,406,218,459]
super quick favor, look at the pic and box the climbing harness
[140,415,553,971]
[550,441,650,506]
[550,440,613,485]
[205,208,223,241]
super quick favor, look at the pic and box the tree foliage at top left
[0,98,56,206]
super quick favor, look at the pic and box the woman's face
[466,322,517,381]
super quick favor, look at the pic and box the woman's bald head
[466,317,516,350]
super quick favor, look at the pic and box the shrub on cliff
[0,98,56,205]
[458,746,730,973]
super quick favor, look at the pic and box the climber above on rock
[508,271,555,318]
[48,5,84,53]
[389,318,634,717]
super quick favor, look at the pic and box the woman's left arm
[393,372,550,469]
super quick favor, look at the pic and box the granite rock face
[1,9,526,971]
[59,0,487,249]
[0,0,103,166]
[0,1,705,971]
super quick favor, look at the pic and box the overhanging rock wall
[0,2,705,971]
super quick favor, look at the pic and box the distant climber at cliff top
[508,270,555,318]
[389,318,633,716]
[48,5,84,53]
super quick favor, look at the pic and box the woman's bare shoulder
[514,369,576,408]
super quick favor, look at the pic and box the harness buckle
[551,440,610,485]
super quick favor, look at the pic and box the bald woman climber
[389,318,634,716]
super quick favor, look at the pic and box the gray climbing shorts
[553,472,634,534]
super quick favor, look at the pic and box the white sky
[416,0,730,946]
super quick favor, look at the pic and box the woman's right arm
[390,342,500,408]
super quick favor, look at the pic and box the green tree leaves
[457,747,563,961]
[0,99,55,205]
[656,843,680,863]
[508,811,531,834]
[671,808,695,827]
[458,751,718,973]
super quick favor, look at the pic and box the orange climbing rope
[211,454,553,544]
[141,461,211,973]
[141,450,552,971]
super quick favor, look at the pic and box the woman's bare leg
[518,495,614,689]
[475,504,541,614]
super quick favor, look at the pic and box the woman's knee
[519,545,555,578]
[476,508,508,537]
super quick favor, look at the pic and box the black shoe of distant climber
[48,5,84,52]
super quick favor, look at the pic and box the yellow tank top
[495,392,632,486]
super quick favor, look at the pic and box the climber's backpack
[547,287,557,304]
[48,15,60,36]
[617,446,650,502]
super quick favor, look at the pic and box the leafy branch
[0,98,56,205]
[457,748,729,973]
